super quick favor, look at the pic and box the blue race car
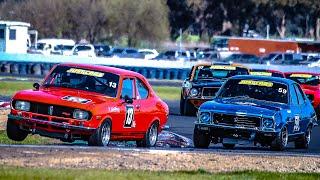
[194,75,318,150]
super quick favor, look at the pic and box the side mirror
[124,95,133,104]
[33,83,40,90]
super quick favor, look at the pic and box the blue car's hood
[200,97,289,117]
[192,79,225,88]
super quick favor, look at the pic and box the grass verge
[0,130,58,145]
[0,81,181,100]
[153,86,180,100]
[0,81,33,96]
[0,167,319,179]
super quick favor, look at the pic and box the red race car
[7,63,169,147]
[250,69,285,78]
[285,72,320,116]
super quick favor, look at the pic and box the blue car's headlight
[199,112,211,124]
[263,118,274,128]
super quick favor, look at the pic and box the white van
[72,44,96,57]
[35,39,75,55]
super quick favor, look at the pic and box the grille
[202,87,219,97]
[213,113,261,128]
[12,100,76,119]
[29,102,75,118]
[306,94,314,103]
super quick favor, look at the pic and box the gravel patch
[0,146,320,173]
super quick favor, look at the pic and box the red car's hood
[13,87,115,109]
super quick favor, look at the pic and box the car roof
[284,72,320,76]
[58,63,143,78]
[230,75,295,85]
[193,62,249,69]
[251,69,284,74]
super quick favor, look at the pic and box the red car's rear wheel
[136,122,158,147]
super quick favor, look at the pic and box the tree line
[168,0,320,41]
[0,0,319,46]
[0,0,169,47]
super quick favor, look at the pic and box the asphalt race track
[165,100,320,154]
[1,96,320,156]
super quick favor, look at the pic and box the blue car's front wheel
[193,127,210,148]
[271,126,288,151]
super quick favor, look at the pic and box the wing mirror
[124,95,133,104]
[33,83,40,90]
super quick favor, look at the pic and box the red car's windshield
[43,66,119,97]
[286,73,320,86]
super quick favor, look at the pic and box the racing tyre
[88,120,111,146]
[136,122,158,147]
[223,143,235,149]
[193,127,210,148]
[184,100,197,116]
[294,126,312,149]
[6,119,28,141]
[271,126,288,151]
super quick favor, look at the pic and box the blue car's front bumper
[195,124,281,144]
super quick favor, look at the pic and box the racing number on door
[124,105,135,128]
[294,115,300,132]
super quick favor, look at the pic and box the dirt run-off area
[0,109,9,130]
[0,146,320,173]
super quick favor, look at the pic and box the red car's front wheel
[6,119,28,141]
[88,120,111,146]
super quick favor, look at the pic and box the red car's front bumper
[8,112,96,140]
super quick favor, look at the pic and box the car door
[118,77,140,133]
[294,84,309,133]
[288,84,301,135]
[134,78,153,133]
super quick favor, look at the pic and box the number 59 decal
[124,105,135,128]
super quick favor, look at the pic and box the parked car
[35,39,75,55]
[153,50,176,60]
[194,75,317,150]
[72,44,96,57]
[223,53,260,64]
[176,50,191,61]
[153,50,191,61]
[250,69,285,78]
[7,63,169,147]
[109,47,144,59]
[261,52,303,65]
[138,49,159,60]
[94,44,111,57]
[285,72,320,117]
[305,56,320,67]
[196,51,221,62]
[180,63,250,116]
[52,44,74,56]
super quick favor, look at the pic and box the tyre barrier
[0,62,190,80]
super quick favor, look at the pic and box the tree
[0,0,169,45]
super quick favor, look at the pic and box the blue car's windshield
[218,79,288,104]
